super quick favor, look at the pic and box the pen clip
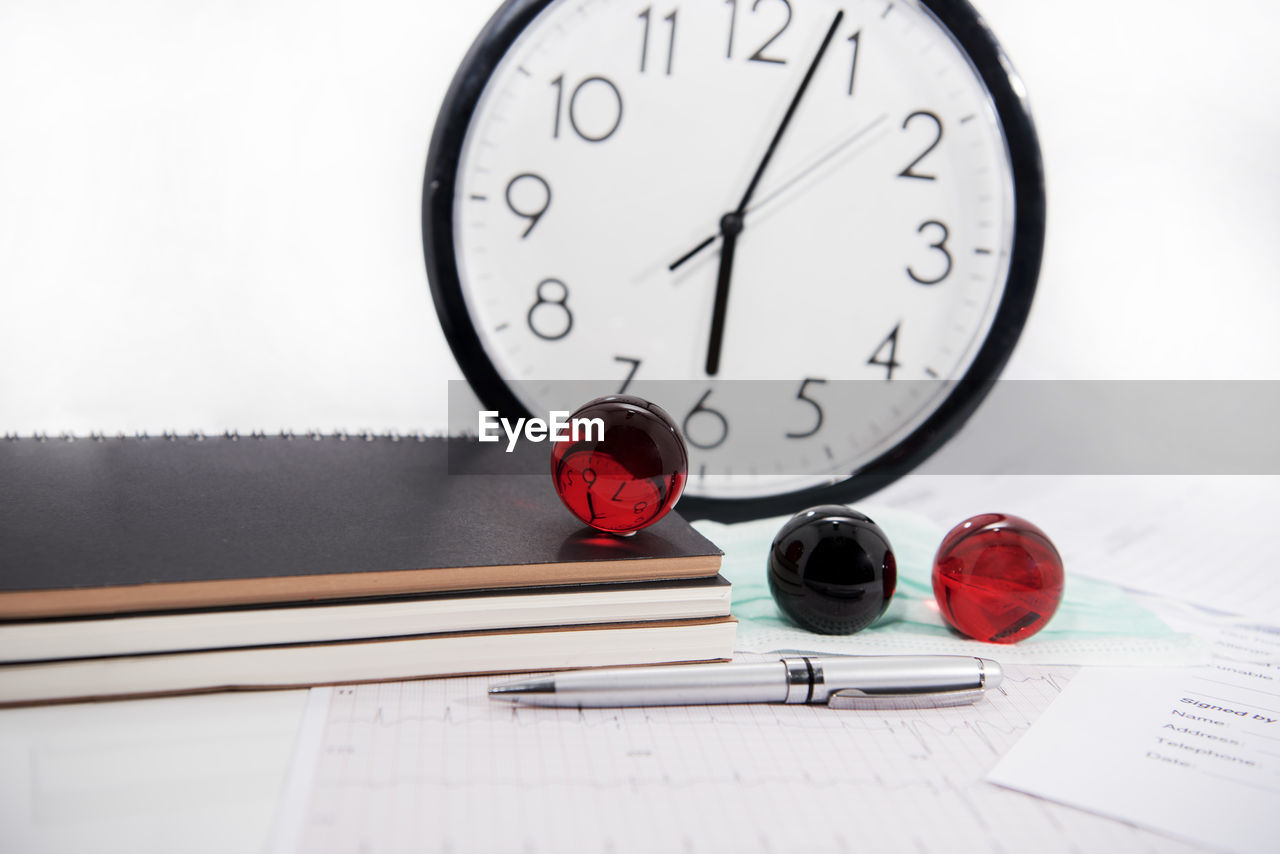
[826,687,986,710]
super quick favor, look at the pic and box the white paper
[268,662,1208,854]
[988,622,1280,854]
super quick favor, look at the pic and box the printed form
[989,620,1280,854]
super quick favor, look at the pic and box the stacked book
[0,435,733,706]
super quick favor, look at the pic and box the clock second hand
[667,111,891,273]
[699,9,845,376]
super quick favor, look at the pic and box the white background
[1,7,1277,851]
[2,0,1278,437]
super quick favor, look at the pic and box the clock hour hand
[704,213,743,375]
[702,9,844,376]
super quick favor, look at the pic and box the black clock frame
[423,0,1046,523]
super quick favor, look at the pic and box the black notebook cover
[0,436,721,618]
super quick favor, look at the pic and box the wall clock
[424,0,1045,522]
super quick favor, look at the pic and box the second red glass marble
[932,513,1064,643]
[550,395,688,535]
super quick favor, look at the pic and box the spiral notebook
[0,434,722,619]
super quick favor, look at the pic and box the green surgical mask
[695,507,1207,666]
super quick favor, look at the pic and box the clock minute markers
[703,9,846,376]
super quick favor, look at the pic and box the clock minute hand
[702,9,845,376]
[733,10,846,216]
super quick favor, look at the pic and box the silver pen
[489,654,1002,710]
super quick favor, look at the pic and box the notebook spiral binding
[2,431,448,443]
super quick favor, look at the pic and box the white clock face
[448,0,1019,499]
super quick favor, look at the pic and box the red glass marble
[932,513,1064,644]
[550,395,688,535]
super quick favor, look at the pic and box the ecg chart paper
[269,663,1207,854]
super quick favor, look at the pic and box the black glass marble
[767,505,897,635]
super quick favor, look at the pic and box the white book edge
[1,581,732,662]
[0,619,738,706]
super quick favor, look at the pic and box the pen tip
[488,678,555,700]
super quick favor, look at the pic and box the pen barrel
[548,661,788,707]
[807,655,992,703]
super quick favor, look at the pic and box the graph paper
[270,662,1207,853]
